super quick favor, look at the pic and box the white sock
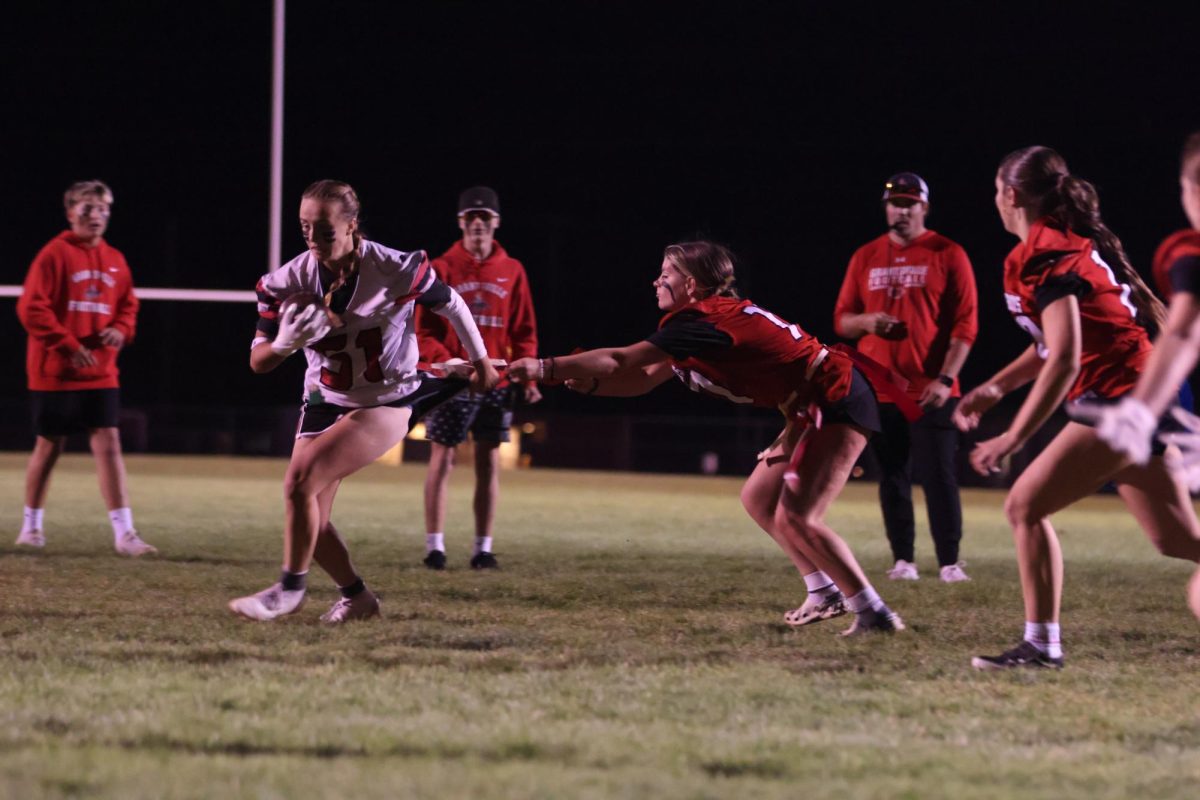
[426,532,445,553]
[22,506,44,533]
[845,586,885,615]
[802,570,839,597]
[1024,621,1063,659]
[108,507,134,540]
[475,536,493,555]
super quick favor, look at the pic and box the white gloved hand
[269,303,331,357]
[1071,397,1156,465]
[1159,407,1200,493]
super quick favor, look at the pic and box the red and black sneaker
[972,640,1063,671]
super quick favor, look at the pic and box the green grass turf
[0,453,1198,799]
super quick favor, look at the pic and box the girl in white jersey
[229,180,499,623]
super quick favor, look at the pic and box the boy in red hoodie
[15,181,155,556]
[416,187,539,569]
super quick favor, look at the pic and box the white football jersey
[257,240,437,407]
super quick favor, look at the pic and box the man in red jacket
[14,181,156,556]
[834,173,977,583]
[416,186,539,569]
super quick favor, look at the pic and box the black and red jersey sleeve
[646,310,734,359]
[255,277,284,339]
[1022,250,1092,311]
[1153,230,1200,298]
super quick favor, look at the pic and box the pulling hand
[1070,397,1156,466]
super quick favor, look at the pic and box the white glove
[1159,407,1200,493]
[269,304,331,357]
[1071,397,1156,465]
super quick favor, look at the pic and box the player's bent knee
[284,470,326,502]
[1003,492,1040,529]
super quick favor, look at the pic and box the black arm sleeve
[1169,256,1200,296]
[414,277,453,308]
[1034,273,1091,311]
[645,313,733,359]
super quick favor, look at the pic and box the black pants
[871,399,963,566]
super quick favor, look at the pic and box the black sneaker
[423,550,447,570]
[470,551,499,570]
[971,640,1063,671]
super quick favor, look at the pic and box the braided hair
[999,146,1165,333]
[662,241,740,299]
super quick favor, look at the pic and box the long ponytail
[999,146,1165,334]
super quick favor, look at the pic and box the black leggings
[870,399,963,566]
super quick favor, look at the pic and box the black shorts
[30,388,121,436]
[424,385,517,446]
[297,375,468,438]
[820,368,882,434]
[1066,389,1190,457]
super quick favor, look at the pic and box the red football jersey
[1003,219,1152,401]
[1151,228,1200,299]
[649,295,854,413]
[834,230,977,401]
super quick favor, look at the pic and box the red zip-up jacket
[416,240,538,369]
[16,231,139,391]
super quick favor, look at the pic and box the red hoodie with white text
[17,231,139,391]
[416,240,537,368]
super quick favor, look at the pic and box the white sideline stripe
[0,285,256,303]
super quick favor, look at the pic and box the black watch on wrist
[936,374,954,387]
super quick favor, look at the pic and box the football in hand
[280,291,339,328]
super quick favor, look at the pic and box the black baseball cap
[882,173,929,204]
[457,186,500,216]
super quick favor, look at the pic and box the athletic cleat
[114,529,157,557]
[939,562,971,583]
[15,529,46,548]
[423,549,447,570]
[971,640,1063,671]
[470,551,499,570]
[887,559,919,581]
[320,591,381,624]
[840,608,905,637]
[228,583,305,621]
[784,592,848,627]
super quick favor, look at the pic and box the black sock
[339,577,366,599]
[280,570,307,592]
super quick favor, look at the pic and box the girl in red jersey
[1080,131,1200,621]
[508,241,904,635]
[953,146,1200,670]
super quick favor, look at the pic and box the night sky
[3,1,1198,421]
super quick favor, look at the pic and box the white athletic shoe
[319,591,381,624]
[228,583,305,621]
[939,562,971,583]
[15,529,45,548]
[887,559,919,581]
[784,592,848,627]
[114,529,157,557]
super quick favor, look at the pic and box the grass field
[1,453,1198,799]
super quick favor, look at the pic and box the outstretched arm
[564,361,676,397]
[509,340,674,396]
